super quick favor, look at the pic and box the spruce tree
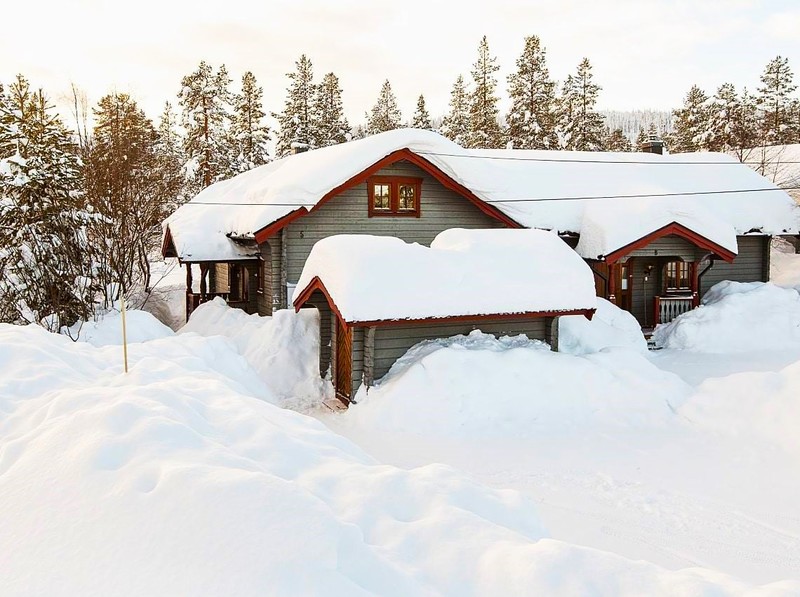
[605,127,632,151]
[757,56,797,145]
[706,83,739,153]
[671,85,710,152]
[366,79,402,134]
[559,58,605,151]
[313,72,350,147]
[634,126,648,151]
[154,101,187,212]
[0,75,93,329]
[441,75,470,144]
[466,36,504,148]
[274,55,316,157]
[178,61,234,193]
[232,71,270,172]
[506,35,559,149]
[411,94,432,130]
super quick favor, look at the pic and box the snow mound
[682,361,800,459]
[0,324,794,595]
[558,298,647,355]
[654,282,800,352]
[66,309,174,346]
[180,298,331,409]
[347,330,690,438]
[770,237,800,289]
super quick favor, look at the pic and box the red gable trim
[252,148,523,242]
[604,222,737,264]
[293,276,595,325]
[161,226,178,259]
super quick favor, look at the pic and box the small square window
[367,176,421,217]
[398,184,416,211]
[373,184,391,210]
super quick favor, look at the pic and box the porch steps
[642,328,661,351]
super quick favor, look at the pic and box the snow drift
[558,297,647,355]
[654,281,800,352]
[3,324,794,595]
[179,298,331,409]
[347,330,689,438]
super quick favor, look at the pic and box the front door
[335,318,352,402]
[617,261,632,312]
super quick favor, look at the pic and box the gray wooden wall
[281,160,504,284]
[699,235,769,295]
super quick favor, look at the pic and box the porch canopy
[574,201,739,264]
[293,229,597,324]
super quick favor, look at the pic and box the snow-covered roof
[575,200,740,260]
[164,129,800,262]
[294,229,597,323]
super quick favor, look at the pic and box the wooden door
[335,319,352,401]
[617,261,632,312]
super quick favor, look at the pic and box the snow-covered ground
[3,278,800,595]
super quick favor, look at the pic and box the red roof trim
[253,207,309,244]
[604,222,737,264]
[253,148,523,241]
[294,276,595,325]
[161,226,175,258]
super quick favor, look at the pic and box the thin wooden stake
[121,295,129,374]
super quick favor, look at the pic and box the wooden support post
[185,263,194,321]
[607,262,618,305]
[363,326,376,390]
[690,261,700,307]
[280,228,288,309]
[199,264,208,299]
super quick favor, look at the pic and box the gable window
[367,176,421,217]
[664,260,690,293]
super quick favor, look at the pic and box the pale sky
[2,0,799,127]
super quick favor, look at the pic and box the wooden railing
[186,291,250,320]
[654,296,694,324]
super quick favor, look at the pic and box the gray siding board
[283,160,504,283]
[352,327,364,390]
[700,235,769,296]
[626,235,707,261]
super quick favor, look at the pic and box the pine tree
[274,55,316,157]
[559,59,605,151]
[231,71,270,172]
[706,83,740,153]
[604,127,632,151]
[634,126,648,151]
[506,35,559,149]
[178,61,234,193]
[313,72,350,147]
[367,79,402,134]
[154,101,187,212]
[757,56,797,145]
[85,92,173,307]
[466,36,504,148]
[441,75,470,144]
[731,88,764,162]
[411,94,432,130]
[0,75,93,329]
[671,85,710,152]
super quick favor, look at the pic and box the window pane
[398,184,416,211]
[373,184,390,209]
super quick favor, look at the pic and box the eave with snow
[291,230,597,403]
[162,128,800,330]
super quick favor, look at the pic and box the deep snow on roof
[164,129,800,262]
[294,229,597,323]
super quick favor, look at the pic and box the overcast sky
[2,0,799,126]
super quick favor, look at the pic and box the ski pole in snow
[121,294,129,374]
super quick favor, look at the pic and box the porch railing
[186,291,249,320]
[654,295,694,325]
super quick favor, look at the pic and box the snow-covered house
[292,230,596,402]
[163,128,800,330]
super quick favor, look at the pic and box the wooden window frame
[256,259,265,294]
[663,260,691,293]
[367,176,422,218]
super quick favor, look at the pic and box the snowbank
[295,230,596,322]
[682,360,800,459]
[66,309,174,346]
[558,298,647,355]
[654,281,800,352]
[0,323,793,596]
[770,237,800,289]
[347,330,690,438]
[180,298,331,409]
[142,258,187,331]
